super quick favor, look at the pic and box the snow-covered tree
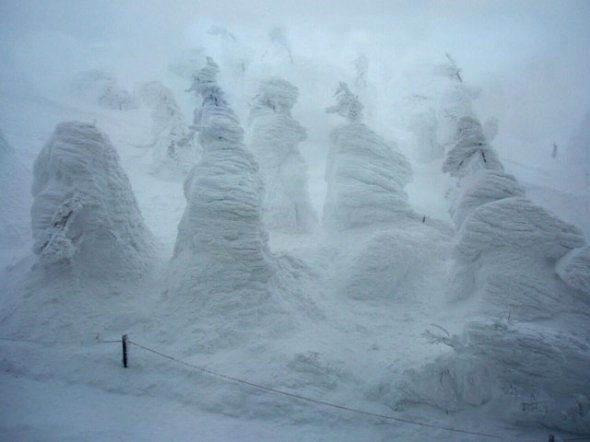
[323,82,413,230]
[171,57,273,299]
[71,70,137,110]
[247,77,317,233]
[31,122,154,278]
[442,116,503,178]
[566,108,590,190]
[137,81,199,177]
[449,170,525,227]
[435,54,480,151]
[408,106,443,162]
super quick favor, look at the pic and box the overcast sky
[1,0,589,162]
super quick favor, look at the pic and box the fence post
[122,334,128,368]
[548,435,554,442]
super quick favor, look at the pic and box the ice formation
[0,130,31,247]
[557,245,590,294]
[171,58,273,305]
[247,77,317,232]
[137,81,199,177]
[31,122,154,278]
[323,82,414,230]
[71,70,137,110]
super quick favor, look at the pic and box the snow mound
[450,171,525,227]
[336,225,449,300]
[137,81,199,178]
[31,121,154,278]
[70,70,137,110]
[247,78,317,233]
[556,246,590,294]
[442,117,502,178]
[0,130,31,249]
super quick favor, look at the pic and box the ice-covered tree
[247,77,317,233]
[137,81,199,177]
[171,57,273,299]
[435,54,480,151]
[566,108,590,190]
[71,70,137,110]
[31,122,154,278]
[442,116,503,178]
[323,82,413,230]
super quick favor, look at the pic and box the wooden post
[122,334,128,368]
[548,435,555,442]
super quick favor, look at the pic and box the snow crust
[247,78,317,232]
[31,121,154,278]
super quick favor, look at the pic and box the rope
[0,336,120,345]
[129,339,503,440]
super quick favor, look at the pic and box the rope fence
[2,333,588,442]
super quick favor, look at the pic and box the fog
[1,0,590,175]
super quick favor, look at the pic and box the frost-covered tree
[435,54,480,151]
[71,70,137,110]
[171,57,273,299]
[31,122,154,278]
[449,170,525,227]
[247,78,317,233]
[323,82,413,230]
[268,26,294,64]
[442,116,503,178]
[137,81,199,177]
[0,130,31,248]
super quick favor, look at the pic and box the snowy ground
[1,80,587,442]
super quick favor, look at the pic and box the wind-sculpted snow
[71,70,137,110]
[247,78,317,232]
[557,245,590,295]
[0,130,31,248]
[323,124,413,230]
[31,122,154,278]
[137,81,199,177]
[323,83,414,231]
[442,117,503,178]
[450,171,525,227]
[170,58,275,335]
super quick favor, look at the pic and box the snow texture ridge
[247,77,317,233]
[449,170,525,228]
[31,121,154,278]
[323,83,414,231]
[556,245,590,295]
